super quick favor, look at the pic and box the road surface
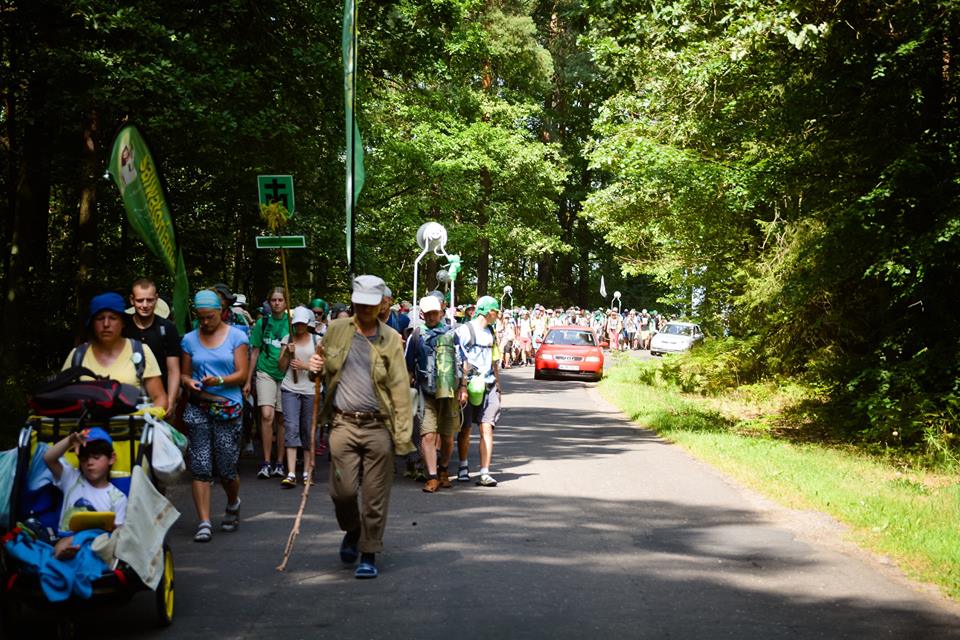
[44,364,960,638]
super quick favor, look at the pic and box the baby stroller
[0,398,176,638]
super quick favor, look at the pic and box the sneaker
[315,440,328,456]
[272,463,286,478]
[476,473,498,487]
[281,473,296,488]
[302,471,313,486]
[457,466,470,482]
[256,462,271,479]
[422,478,440,493]
[242,441,255,456]
[439,470,453,489]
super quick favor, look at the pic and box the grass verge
[600,357,960,601]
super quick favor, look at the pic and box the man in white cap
[308,275,413,579]
[406,295,459,492]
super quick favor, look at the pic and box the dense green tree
[582,0,960,449]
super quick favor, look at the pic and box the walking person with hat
[65,292,167,408]
[406,295,460,492]
[307,275,413,579]
[454,296,503,487]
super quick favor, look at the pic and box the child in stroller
[42,427,127,559]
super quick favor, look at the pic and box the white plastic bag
[149,418,188,484]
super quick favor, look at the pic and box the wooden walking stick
[277,341,324,571]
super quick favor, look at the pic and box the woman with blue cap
[63,292,167,407]
[180,289,250,543]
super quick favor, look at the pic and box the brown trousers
[328,413,395,553]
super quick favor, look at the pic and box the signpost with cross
[256,174,302,382]
[257,175,295,216]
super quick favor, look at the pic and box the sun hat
[211,283,237,305]
[291,306,314,326]
[233,294,248,308]
[87,292,126,325]
[351,275,386,306]
[419,295,442,314]
[193,290,222,310]
[124,297,171,319]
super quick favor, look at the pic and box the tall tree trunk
[476,166,491,297]
[576,217,590,307]
[474,59,494,298]
[75,109,100,339]
[2,80,51,369]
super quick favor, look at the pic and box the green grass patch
[600,357,960,601]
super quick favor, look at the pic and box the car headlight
[540,353,554,360]
[585,356,600,363]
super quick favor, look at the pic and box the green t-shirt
[250,314,290,380]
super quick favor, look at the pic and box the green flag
[343,0,365,273]
[108,124,190,334]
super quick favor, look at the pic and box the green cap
[475,295,500,316]
[310,298,329,313]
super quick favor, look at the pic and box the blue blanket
[3,529,109,602]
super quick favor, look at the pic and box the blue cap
[82,427,113,447]
[87,292,127,326]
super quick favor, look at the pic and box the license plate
[558,364,579,371]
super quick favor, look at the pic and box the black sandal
[221,501,241,532]
[194,521,213,543]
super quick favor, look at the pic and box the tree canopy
[2,0,958,454]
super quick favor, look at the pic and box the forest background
[1,0,957,459]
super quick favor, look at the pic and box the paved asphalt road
[46,364,960,639]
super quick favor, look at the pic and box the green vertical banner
[108,124,190,334]
[343,0,365,273]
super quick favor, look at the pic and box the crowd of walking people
[65,276,511,579]
[492,305,669,368]
[62,274,672,579]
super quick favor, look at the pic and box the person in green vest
[244,286,290,479]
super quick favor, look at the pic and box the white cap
[291,306,314,326]
[351,275,386,306]
[419,295,442,314]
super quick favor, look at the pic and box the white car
[649,322,704,356]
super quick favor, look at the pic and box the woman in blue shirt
[180,289,250,543]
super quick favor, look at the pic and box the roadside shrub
[659,336,767,394]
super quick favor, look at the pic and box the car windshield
[544,330,596,346]
[662,324,696,337]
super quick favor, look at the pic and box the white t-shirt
[280,334,319,395]
[54,462,127,532]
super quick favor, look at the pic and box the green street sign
[257,174,295,216]
[255,235,306,249]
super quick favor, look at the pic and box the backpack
[28,366,141,418]
[72,338,146,386]
[413,326,455,396]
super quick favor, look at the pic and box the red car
[534,325,604,382]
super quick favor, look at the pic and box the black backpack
[71,338,146,385]
[28,366,141,419]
